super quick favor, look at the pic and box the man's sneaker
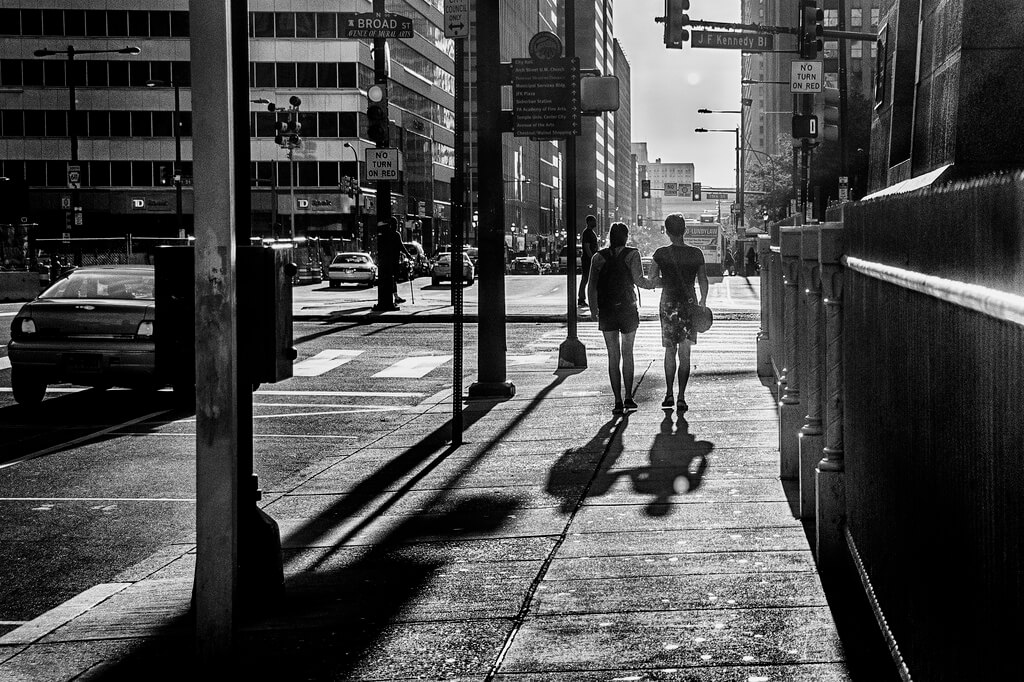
[394,296,406,303]
[623,398,638,411]
[578,300,588,307]
[613,401,624,414]
[661,394,674,409]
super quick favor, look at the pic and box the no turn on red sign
[366,148,400,181]
[791,60,823,93]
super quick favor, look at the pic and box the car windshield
[437,253,451,263]
[40,270,155,300]
[333,254,369,264]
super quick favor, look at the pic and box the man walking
[380,216,412,305]
[578,214,599,307]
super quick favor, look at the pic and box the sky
[614,1,742,189]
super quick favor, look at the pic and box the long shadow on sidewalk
[91,373,575,679]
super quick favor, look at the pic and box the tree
[744,135,795,224]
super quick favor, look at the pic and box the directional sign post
[342,12,413,39]
[67,164,81,189]
[444,0,469,39]
[692,31,775,51]
[510,57,581,140]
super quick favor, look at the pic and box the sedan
[7,265,158,405]
[511,256,542,275]
[431,252,475,286]
[328,252,377,288]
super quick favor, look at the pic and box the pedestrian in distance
[578,214,599,307]
[746,246,758,275]
[647,213,709,413]
[379,216,413,305]
[587,222,656,414]
[723,250,735,276]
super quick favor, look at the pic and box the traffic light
[274,119,288,146]
[664,0,690,49]
[641,179,651,198]
[340,176,350,194]
[366,85,389,147]
[158,165,169,186]
[347,178,357,198]
[637,214,644,226]
[798,0,823,59]
[692,181,702,201]
[792,113,819,139]
[822,86,840,142]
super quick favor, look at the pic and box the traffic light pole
[372,0,396,312]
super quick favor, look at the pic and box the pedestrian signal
[641,179,651,198]
[692,182,702,201]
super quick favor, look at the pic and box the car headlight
[136,320,155,338]
[18,318,36,335]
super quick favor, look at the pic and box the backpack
[595,247,634,311]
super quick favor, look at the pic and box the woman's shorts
[659,300,698,346]
[598,305,640,334]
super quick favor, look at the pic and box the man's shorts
[598,305,640,334]
[659,299,698,346]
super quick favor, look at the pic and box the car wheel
[11,367,46,405]
[329,280,339,288]
[431,277,440,286]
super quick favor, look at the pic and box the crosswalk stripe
[292,349,362,376]
[372,355,453,378]
[0,357,10,372]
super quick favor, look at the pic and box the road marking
[508,353,551,366]
[0,357,9,371]
[0,312,17,317]
[292,349,362,376]
[256,389,425,398]
[372,355,453,378]
[0,582,131,646]
[0,410,170,471]
[0,497,195,503]
[0,386,85,394]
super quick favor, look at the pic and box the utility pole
[558,0,587,369]
[468,0,514,398]
[371,0,397,312]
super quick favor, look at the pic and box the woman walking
[587,222,656,413]
[648,214,709,412]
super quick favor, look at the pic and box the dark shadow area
[546,414,621,513]
[628,414,712,517]
[0,388,194,466]
[87,372,572,680]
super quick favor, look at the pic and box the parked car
[328,252,377,288]
[431,251,475,286]
[402,241,429,277]
[7,265,158,405]
[511,256,542,275]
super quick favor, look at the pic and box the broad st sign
[342,13,413,39]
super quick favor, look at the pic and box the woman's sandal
[661,394,674,409]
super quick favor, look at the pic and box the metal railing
[761,173,1024,681]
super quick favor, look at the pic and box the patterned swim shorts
[659,299,698,347]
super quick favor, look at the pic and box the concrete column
[778,227,802,480]
[798,226,824,519]
[816,224,846,573]
[756,234,773,378]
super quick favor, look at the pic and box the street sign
[707,192,729,200]
[67,164,81,189]
[342,12,413,39]
[839,175,849,201]
[62,232,71,244]
[692,31,775,51]
[61,195,71,209]
[791,60,823,93]
[444,0,469,39]
[510,57,581,139]
[528,31,563,59]
[366,148,401,181]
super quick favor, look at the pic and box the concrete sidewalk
[0,318,853,680]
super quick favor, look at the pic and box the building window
[871,9,880,28]
[110,161,131,186]
[0,9,19,34]
[253,12,274,37]
[25,112,45,137]
[296,62,317,88]
[152,111,173,137]
[128,10,148,37]
[316,13,336,38]
[41,9,63,35]
[107,10,128,37]
[88,111,109,137]
[85,10,105,36]
[43,60,65,87]
[132,161,153,186]
[824,40,839,59]
[1,60,21,86]
[108,61,129,87]
[318,112,339,137]
[318,162,339,187]
[110,111,131,137]
[298,112,317,137]
[851,41,862,60]
[317,62,338,88]
[150,11,171,37]
[45,110,66,137]
[851,8,862,28]
[276,63,296,88]
[90,162,111,187]
[21,10,42,36]
[130,111,152,137]
[87,60,107,86]
[295,13,315,38]
[823,9,838,27]
[46,161,66,186]
[170,12,189,37]
[2,110,24,136]
[275,12,295,38]
[254,63,274,88]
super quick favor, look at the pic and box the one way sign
[444,0,468,39]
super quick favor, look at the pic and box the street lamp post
[697,108,745,230]
[343,141,363,249]
[147,79,183,236]
[34,45,140,243]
